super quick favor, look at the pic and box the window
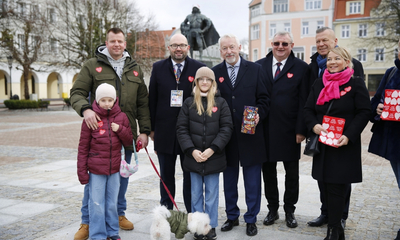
[48,8,56,23]
[51,38,58,53]
[18,34,25,50]
[251,24,259,40]
[293,47,305,60]
[1,0,7,16]
[18,2,26,16]
[31,4,39,19]
[358,24,367,37]
[274,0,288,13]
[375,48,384,61]
[349,2,361,14]
[395,48,398,60]
[79,14,87,29]
[270,23,276,38]
[305,0,322,10]
[113,0,119,10]
[251,4,260,18]
[341,25,350,38]
[253,49,258,62]
[302,22,309,35]
[376,23,385,36]
[32,36,41,53]
[357,49,367,62]
[311,46,317,56]
[317,20,324,29]
[284,22,291,32]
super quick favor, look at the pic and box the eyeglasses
[169,44,188,49]
[220,45,236,52]
[273,42,290,47]
[197,78,212,82]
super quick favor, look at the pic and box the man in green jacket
[70,27,151,240]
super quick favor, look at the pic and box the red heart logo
[96,67,102,73]
[340,91,346,96]
[188,76,194,82]
[212,107,218,112]
[219,77,224,83]
[99,129,106,135]
[98,121,103,127]
[287,73,293,78]
[133,71,138,76]
[345,86,351,92]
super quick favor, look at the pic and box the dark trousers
[318,180,351,219]
[223,164,262,224]
[324,182,347,228]
[158,153,191,212]
[262,161,299,213]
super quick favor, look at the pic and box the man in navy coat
[149,33,205,212]
[212,34,270,236]
[256,31,309,229]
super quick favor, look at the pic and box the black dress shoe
[246,223,257,236]
[221,218,239,232]
[263,211,279,225]
[285,212,298,228]
[307,214,328,227]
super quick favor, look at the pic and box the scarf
[316,54,327,77]
[316,67,354,105]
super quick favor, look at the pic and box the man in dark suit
[212,34,270,237]
[148,33,205,213]
[307,27,364,228]
[256,31,309,229]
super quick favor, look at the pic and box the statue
[181,5,220,60]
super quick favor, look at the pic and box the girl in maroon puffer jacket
[77,83,133,240]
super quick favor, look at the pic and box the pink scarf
[316,68,354,105]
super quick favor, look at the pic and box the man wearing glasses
[149,33,205,213]
[212,34,269,237]
[256,31,309,229]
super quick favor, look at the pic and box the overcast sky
[134,0,251,41]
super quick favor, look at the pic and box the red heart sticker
[212,107,218,112]
[219,77,224,83]
[96,67,102,73]
[133,71,138,76]
[287,73,293,78]
[99,129,106,135]
[345,86,351,92]
[98,121,103,127]
[188,76,194,82]
[340,91,346,96]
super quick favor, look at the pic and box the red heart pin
[133,71,138,76]
[96,67,102,73]
[340,91,346,96]
[188,76,194,82]
[345,86,351,92]
[287,73,293,78]
[219,77,224,83]
[212,107,218,112]
[99,129,106,135]
[98,121,103,127]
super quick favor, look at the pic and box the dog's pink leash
[143,147,180,211]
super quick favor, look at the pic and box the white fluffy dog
[150,205,211,240]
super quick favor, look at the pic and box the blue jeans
[190,172,219,228]
[89,172,120,240]
[390,159,400,190]
[81,149,132,224]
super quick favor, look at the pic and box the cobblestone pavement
[0,109,399,240]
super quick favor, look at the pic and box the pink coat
[77,98,133,184]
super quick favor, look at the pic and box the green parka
[70,44,151,148]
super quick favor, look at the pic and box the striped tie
[229,66,236,87]
[274,62,282,80]
[176,63,182,80]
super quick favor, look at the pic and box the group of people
[69,25,400,240]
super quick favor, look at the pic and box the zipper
[107,109,112,175]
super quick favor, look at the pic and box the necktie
[229,66,236,87]
[274,62,282,80]
[176,63,182,80]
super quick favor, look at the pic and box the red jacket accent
[77,98,133,184]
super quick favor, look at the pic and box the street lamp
[7,55,12,99]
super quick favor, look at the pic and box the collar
[225,57,241,69]
[171,58,186,69]
[272,56,288,66]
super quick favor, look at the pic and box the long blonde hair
[192,79,217,117]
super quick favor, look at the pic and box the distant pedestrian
[77,83,133,240]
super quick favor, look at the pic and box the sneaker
[205,228,217,240]
[119,216,134,230]
[74,224,89,240]
[107,235,121,240]
[194,232,204,240]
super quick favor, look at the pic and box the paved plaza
[0,108,399,240]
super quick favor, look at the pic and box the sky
[134,0,251,42]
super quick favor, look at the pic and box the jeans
[81,149,132,223]
[390,159,400,190]
[190,172,220,228]
[89,172,120,240]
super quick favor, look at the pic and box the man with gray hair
[256,31,309,228]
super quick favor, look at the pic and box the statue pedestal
[198,60,213,68]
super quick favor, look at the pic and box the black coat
[149,56,205,155]
[256,51,309,162]
[212,57,270,167]
[368,59,400,162]
[304,76,370,183]
[176,94,233,176]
